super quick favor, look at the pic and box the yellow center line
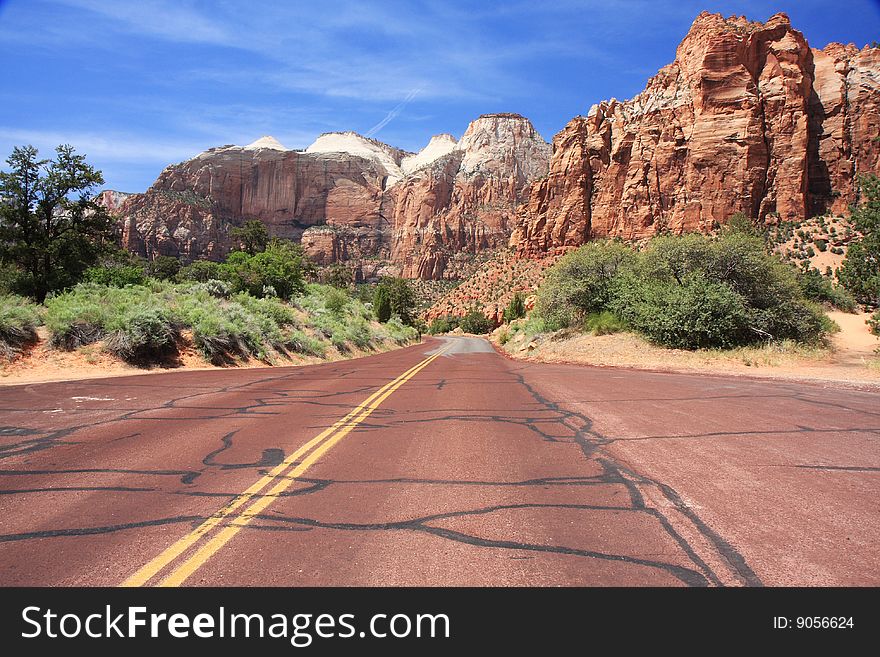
[121,344,449,587]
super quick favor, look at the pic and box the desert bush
[459,309,492,334]
[187,279,232,298]
[43,275,414,365]
[502,291,527,323]
[323,287,350,316]
[345,317,373,349]
[104,306,180,362]
[283,329,325,356]
[83,264,147,288]
[536,241,635,329]
[427,315,459,334]
[797,267,857,312]
[0,294,41,357]
[583,311,627,336]
[384,315,419,344]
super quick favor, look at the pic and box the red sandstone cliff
[107,117,549,280]
[103,12,879,277]
[512,12,880,254]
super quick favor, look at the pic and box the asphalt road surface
[0,337,877,586]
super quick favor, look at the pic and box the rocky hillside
[104,115,550,280]
[512,12,880,254]
[425,249,559,325]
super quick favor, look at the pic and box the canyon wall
[107,116,549,280]
[512,12,880,254]
[102,12,879,277]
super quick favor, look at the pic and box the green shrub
[84,264,147,288]
[839,236,880,306]
[814,239,828,252]
[220,240,306,300]
[45,285,120,349]
[187,279,232,298]
[459,309,493,334]
[374,277,416,325]
[178,260,221,283]
[325,264,353,289]
[345,317,373,349]
[611,276,750,349]
[284,329,325,356]
[104,307,180,362]
[374,285,392,323]
[324,287,349,316]
[498,329,511,345]
[519,314,549,336]
[230,220,270,255]
[536,241,635,329]
[868,310,879,336]
[0,294,41,357]
[583,311,627,335]
[797,267,857,311]
[502,291,527,323]
[384,315,419,344]
[0,262,24,295]
[148,255,181,281]
[427,315,458,334]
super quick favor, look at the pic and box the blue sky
[1,0,878,193]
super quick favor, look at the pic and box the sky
[1,0,878,193]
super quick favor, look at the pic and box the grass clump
[0,294,41,358]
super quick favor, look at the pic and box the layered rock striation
[512,12,880,254]
[103,12,879,278]
[108,117,549,279]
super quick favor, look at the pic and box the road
[0,336,877,586]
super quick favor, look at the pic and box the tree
[375,277,416,325]
[178,259,221,282]
[536,241,636,328]
[230,219,270,255]
[373,285,392,323]
[0,145,115,301]
[503,291,526,323]
[839,175,880,307]
[148,255,181,281]
[220,239,307,300]
[326,263,353,289]
[460,308,493,334]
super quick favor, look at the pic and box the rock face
[104,140,388,262]
[512,12,880,254]
[109,117,549,278]
[104,12,879,276]
[388,114,551,278]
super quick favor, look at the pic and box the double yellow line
[121,345,449,587]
